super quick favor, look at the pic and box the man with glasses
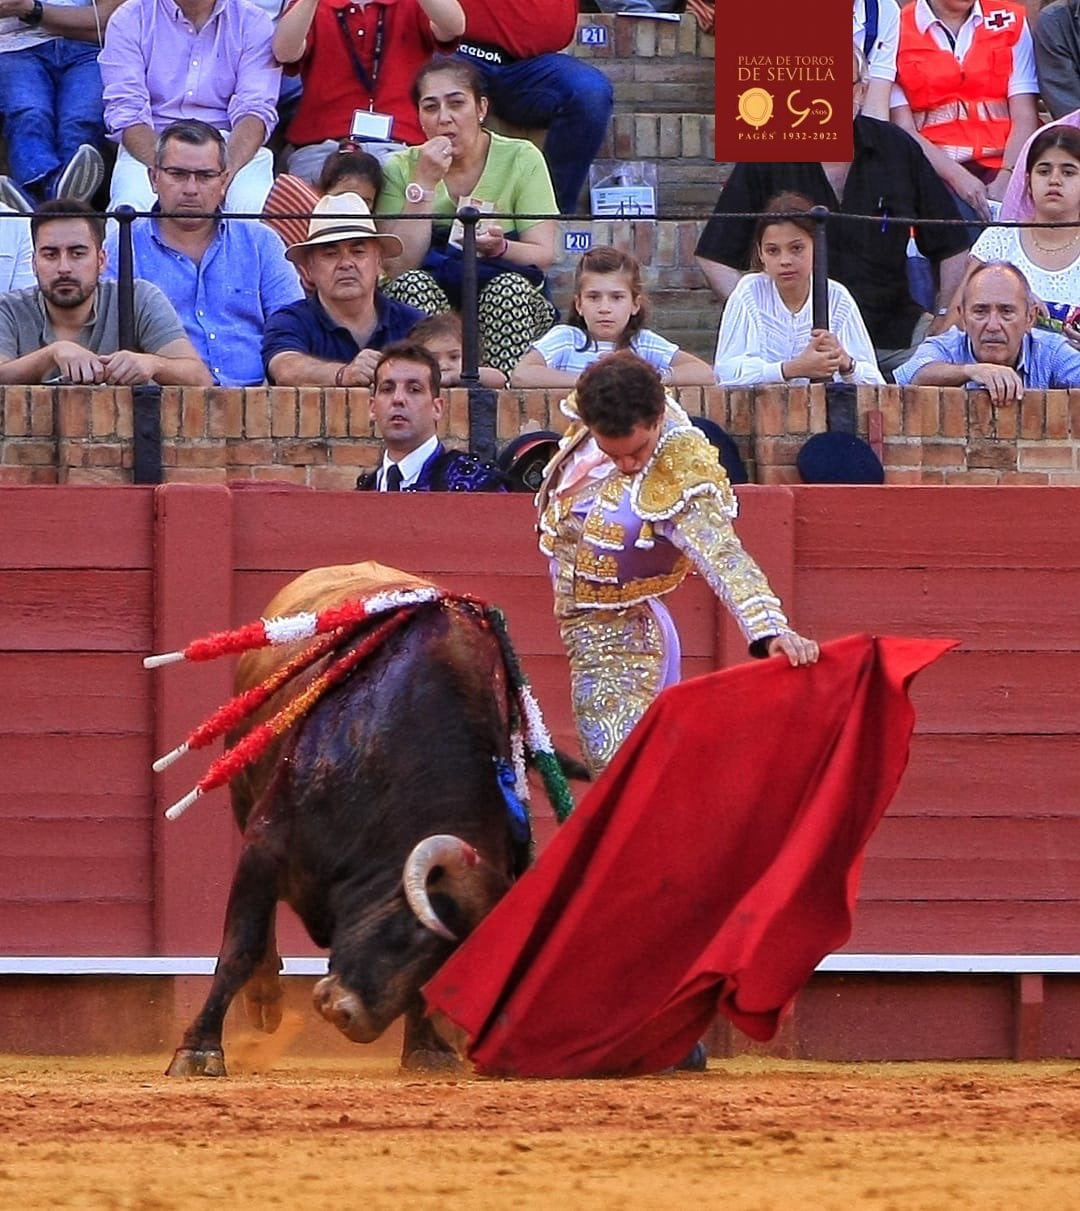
[695,47,973,377]
[104,121,303,386]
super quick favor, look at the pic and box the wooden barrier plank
[894,735,1080,817]
[0,903,151,954]
[845,899,1080,953]
[0,571,154,651]
[795,486,1080,570]
[0,819,151,899]
[150,485,239,955]
[0,654,149,734]
[799,567,1080,649]
[0,735,152,802]
[0,486,153,570]
[903,650,1080,734]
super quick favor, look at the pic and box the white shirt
[377,433,439,490]
[713,273,884,387]
[528,325,680,377]
[890,0,1038,110]
[853,0,901,82]
[0,206,33,293]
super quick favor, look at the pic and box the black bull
[166,589,533,1077]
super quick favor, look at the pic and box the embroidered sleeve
[658,494,791,647]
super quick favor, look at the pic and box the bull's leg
[241,909,284,1033]
[400,996,463,1072]
[166,845,280,1077]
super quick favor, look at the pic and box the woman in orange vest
[891,0,1039,224]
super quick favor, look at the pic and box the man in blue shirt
[263,193,424,388]
[104,120,302,387]
[894,260,1080,401]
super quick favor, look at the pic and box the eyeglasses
[156,167,226,184]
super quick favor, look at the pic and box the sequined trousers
[559,600,681,777]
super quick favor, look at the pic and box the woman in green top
[377,56,559,377]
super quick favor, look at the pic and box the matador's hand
[768,631,820,666]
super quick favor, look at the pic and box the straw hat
[284,192,403,262]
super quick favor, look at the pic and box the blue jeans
[0,39,106,199]
[461,52,614,214]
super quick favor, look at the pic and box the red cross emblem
[984,9,1017,30]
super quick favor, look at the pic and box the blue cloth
[893,327,1080,389]
[104,214,304,386]
[261,292,426,381]
[0,39,105,199]
[458,51,613,214]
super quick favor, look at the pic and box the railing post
[457,205,481,388]
[809,204,829,331]
[115,203,163,482]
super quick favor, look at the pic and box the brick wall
[4,383,1080,486]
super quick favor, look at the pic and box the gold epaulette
[633,427,737,521]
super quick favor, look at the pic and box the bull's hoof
[165,1048,228,1078]
[400,1048,464,1073]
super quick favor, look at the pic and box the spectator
[893,259,1080,398]
[409,311,506,388]
[0,206,34,291]
[695,46,971,377]
[103,121,304,387]
[1033,0,1080,121]
[1001,112,1080,222]
[272,0,465,183]
[355,341,507,491]
[377,56,558,377]
[263,146,385,250]
[890,0,1039,222]
[713,192,883,388]
[0,198,211,385]
[945,126,1080,341]
[854,0,902,121]
[455,0,614,213]
[99,0,281,213]
[262,192,424,387]
[0,0,119,210]
[511,245,714,388]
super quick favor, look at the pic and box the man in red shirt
[455,0,613,213]
[273,0,465,182]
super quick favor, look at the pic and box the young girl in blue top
[510,245,715,388]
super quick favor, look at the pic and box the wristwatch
[19,0,44,24]
[404,182,434,205]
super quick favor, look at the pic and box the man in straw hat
[262,192,425,388]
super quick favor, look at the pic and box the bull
[164,562,554,1077]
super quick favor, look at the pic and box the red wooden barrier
[1,484,1078,1058]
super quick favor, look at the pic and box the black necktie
[384,464,403,492]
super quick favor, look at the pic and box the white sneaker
[56,144,105,203]
[0,175,33,214]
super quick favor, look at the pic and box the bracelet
[19,0,44,24]
[334,364,347,388]
[493,236,509,259]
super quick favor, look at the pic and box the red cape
[423,634,956,1077]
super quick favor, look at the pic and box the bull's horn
[402,834,481,942]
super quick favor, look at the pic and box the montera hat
[284,192,403,262]
[796,431,885,485]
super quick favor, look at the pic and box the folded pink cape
[423,634,956,1077]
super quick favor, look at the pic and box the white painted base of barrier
[1,955,1079,976]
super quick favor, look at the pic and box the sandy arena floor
[2,1026,1079,1211]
